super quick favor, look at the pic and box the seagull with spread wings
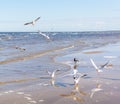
[24,17,40,26]
[46,69,60,79]
[90,58,103,73]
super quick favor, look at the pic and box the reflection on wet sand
[60,83,87,102]
[50,78,59,88]
[74,84,87,96]
[90,80,103,98]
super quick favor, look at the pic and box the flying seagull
[74,74,87,85]
[24,17,40,26]
[38,30,50,40]
[47,69,60,79]
[90,58,103,73]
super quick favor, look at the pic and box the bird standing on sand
[24,17,40,26]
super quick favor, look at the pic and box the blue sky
[0,0,120,32]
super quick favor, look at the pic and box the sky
[0,0,120,32]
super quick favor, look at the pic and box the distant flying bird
[38,30,50,40]
[90,58,103,73]
[24,17,40,26]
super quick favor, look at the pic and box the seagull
[90,58,103,73]
[74,75,81,85]
[74,74,87,85]
[47,69,60,79]
[38,30,50,40]
[24,17,40,26]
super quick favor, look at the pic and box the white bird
[24,17,40,26]
[38,30,50,40]
[90,58,103,73]
[47,69,60,79]
[74,75,81,85]
[74,74,87,85]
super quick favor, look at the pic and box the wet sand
[0,34,120,104]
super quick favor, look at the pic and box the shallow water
[0,32,120,104]
[0,32,120,81]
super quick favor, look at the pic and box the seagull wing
[90,58,99,71]
[24,22,33,25]
[75,75,81,83]
[51,69,60,78]
[46,70,51,75]
[35,17,40,22]
[100,61,109,69]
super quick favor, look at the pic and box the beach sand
[0,33,120,104]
